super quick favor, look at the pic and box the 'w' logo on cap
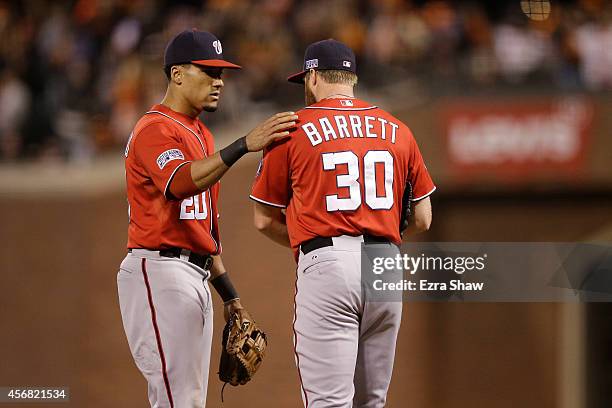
[212,40,222,54]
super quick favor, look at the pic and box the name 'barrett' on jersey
[125,104,221,255]
[250,98,435,254]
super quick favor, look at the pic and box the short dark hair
[164,63,190,80]
[307,70,358,86]
[164,65,173,80]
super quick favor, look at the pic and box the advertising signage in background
[440,97,595,184]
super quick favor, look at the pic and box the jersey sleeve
[197,121,220,219]
[250,140,291,208]
[407,134,436,201]
[132,121,192,199]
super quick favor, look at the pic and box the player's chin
[202,101,219,113]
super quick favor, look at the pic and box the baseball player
[117,30,297,407]
[250,39,435,407]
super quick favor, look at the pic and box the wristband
[223,297,240,306]
[210,273,240,303]
[219,136,248,167]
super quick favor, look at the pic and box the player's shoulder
[133,112,176,134]
[283,106,314,140]
[123,114,182,164]
[264,137,291,156]
[129,111,183,150]
[372,105,407,126]
[373,105,415,139]
[294,105,319,122]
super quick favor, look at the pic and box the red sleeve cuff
[167,162,200,200]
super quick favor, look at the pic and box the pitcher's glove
[219,311,267,387]
[400,181,413,234]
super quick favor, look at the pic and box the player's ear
[170,65,184,85]
[306,69,317,88]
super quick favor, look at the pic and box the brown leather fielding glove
[219,311,267,387]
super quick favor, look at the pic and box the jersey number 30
[322,150,393,211]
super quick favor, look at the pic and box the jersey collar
[304,97,377,111]
[150,104,198,127]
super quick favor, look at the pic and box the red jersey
[250,98,435,254]
[125,104,221,255]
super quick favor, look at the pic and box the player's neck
[316,87,355,102]
[161,90,200,119]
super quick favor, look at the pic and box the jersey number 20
[322,150,393,211]
[180,192,208,220]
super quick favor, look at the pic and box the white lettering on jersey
[303,122,322,146]
[364,116,377,138]
[390,122,399,144]
[301,116,400,146]
[348,115,364,138]
[377,118,388,140]
[319,117,337,141]
[180,191,208,220]
[156,149,185,169]
[322,152,361,211]
[322,150,395,212]
[363,150,394,209]
[334,115,350,138]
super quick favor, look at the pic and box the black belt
[129,248,213,270]
[300,235,391,255]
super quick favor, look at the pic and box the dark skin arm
[210,254,252,322]
[190,112,298,190]
[162,64,297,191]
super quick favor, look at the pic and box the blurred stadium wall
[0,0,611,407]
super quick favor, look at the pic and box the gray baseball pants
[117,249,213,408]
[293,235,402,408]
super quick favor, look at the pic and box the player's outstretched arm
[402,197,432,238]
[253,202,290,247]
[187,112,297,191]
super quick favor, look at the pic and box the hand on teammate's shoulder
[245,111,299,152]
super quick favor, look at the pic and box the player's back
[252,96,434,253]
[286,97,417,246]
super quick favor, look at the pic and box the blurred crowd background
[0,0,610,162]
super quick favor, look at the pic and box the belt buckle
[179,248,191,262]
[203,256,213,271]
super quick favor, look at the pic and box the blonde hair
[307,70,358,86]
